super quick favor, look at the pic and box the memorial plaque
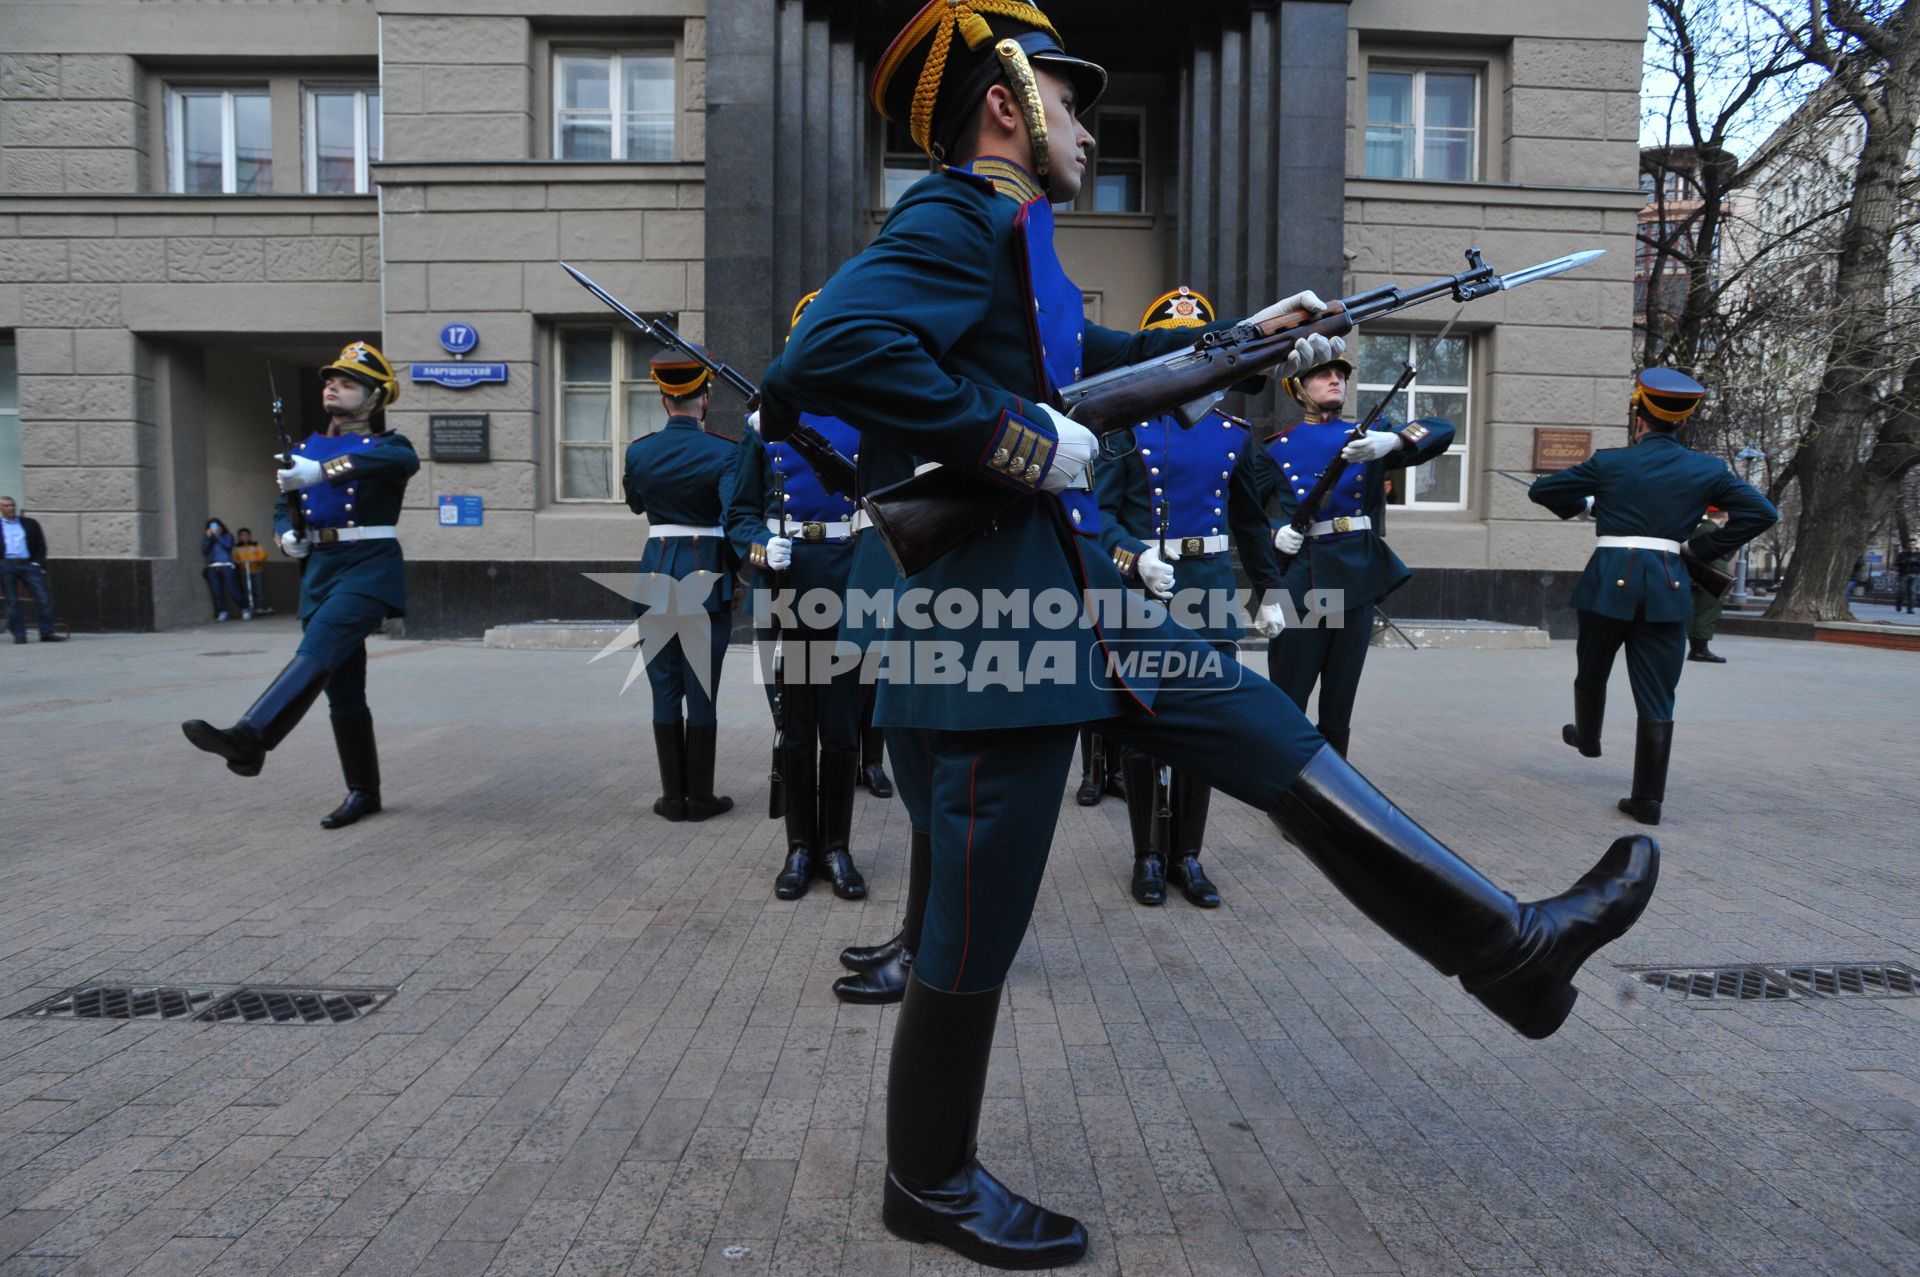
[429,413,490,462]
[1532,427,1593,471]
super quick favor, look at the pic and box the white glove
[1035,403,1098,493]
[278,530,310,560]
[1341,430,1403,463]
[276,454,323,492]
[764,536,793,571]
[1277,332,1347,383]
[1136,545,1176,601]
[1272,525,1305,556]
[747,409,761,433]
[1249,289,1331,327]
[1581,495,1597,519]
[1251,599,1288,638]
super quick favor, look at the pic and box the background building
[0,0,1646,637]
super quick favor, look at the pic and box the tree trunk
[1766,4,1920,622]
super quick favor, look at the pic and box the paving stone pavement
[0,621,1915,1277]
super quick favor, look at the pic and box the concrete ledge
[1372,619,1552,649]
[484,620,631,650]
[1718,615,1818,641]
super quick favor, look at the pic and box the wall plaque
[1532,427,1593,471]
[429,413,490,462]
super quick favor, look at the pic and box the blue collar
[663,415,703,431]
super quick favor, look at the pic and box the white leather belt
[309,526,397,545]
[1596,535,1682,553]
[649,524,724,539]
[767,517,860,542]
[1157,534,1230,560]
[1307,515,1372,537]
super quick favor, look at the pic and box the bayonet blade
[1495,247,1605,291]
[561,262,661,339]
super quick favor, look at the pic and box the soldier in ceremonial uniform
[1531,367,1776,825]
[1096,285,1276,908]
[624,351,737,823]
[182,341,416,829]
[1251,350,1456,757]
[728,292,869,899]
[762,4,1660,1267]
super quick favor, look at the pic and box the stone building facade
[0,0,1646,636]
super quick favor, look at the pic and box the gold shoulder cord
[993,38,1051,186]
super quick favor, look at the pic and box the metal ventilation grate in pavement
[1628,962,1920,1001]
[12,983,396,1024]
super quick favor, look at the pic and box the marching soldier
[1687,507,1732,662]
[182,341,416,829]
[624,350,737,823]
[727,292,868,899]
[762,3,1660,1268]
[1250,348,1455,758]
[1096,285,1276,908]
[1531,367,1776,825]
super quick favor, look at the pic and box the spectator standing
[1,495,65,644]
[202,519,242,620]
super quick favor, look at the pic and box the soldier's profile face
[1304,367,1347,407]
[322,373,372,415]
[1037,69,1094,202]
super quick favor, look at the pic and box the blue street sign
[437,495,484,527]
[439,323,479,355]
[410,361,508,389]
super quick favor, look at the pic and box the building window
[1088,106,1144,212]
[554,50,676,161]
[0,338,19,505]
[1352,331,1471,510]
[1365,67,1477,181]
[166,87,272,193]
[881,115,928,208]
[555,328,670,502]
[305,86,380,194]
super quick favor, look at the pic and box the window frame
[1352,331,1473,513]
[1083,104,1146,214]
[550,45,681,163]
[165,84,274,195]
[552,324,671,504]
[1363,63,1481,183]
[0,336,20,508]
[302,83,381,195]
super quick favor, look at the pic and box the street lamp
[1732,445,1766,606]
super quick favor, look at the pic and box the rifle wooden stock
[1681,549,1735,598]
[861,468,1023,579]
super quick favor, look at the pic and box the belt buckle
[1181,537,1204,557]
[1332,516,1352,534]
[801,521,825,541]
[313,528,339,544]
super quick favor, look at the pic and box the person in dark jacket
[1895,540,1920,613]
[1531,368,1776,825]
[0,496,64,643]
[182,341,417,829]
[202,518,242,620]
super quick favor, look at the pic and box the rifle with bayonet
[268,362,308,547]
[1489,468,1735,597]
[767,462,790,820]
[859,247,1605,578]
[560,263,859,499]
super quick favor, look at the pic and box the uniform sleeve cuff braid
[978,405,1057,492]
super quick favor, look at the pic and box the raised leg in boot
[836,828,929,1004]
[882,974,1088,1269]
[183,653,329,777]
[774,745,817,899]
[1121,751,1164,906]
[1562,684,1605,757]
[651,720,687,821]
[321,709,382,828]
[1166,771,1220,908]
[1618,718,1672,826]
[816,746,867,899]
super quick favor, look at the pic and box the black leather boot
[1270,746,1658,1040]
[883,974,1088,1268]
[651,720,686,821]
[1167,772,1221,908]
[1561,685,1604,758]
[1321,726,1351,759]
[683,723,733,822]
[860,723,894,796]
[816,747,867,900]
[320,710,382,829]
[774,746,816,900]
[1074,728,1103,806]
[1618,718,1673,827]
[1688,637,1727,663]
[182,653,329,777]
[836,828,929,1004]
[1123,752,1165,906]
[1102,735,1128,799]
